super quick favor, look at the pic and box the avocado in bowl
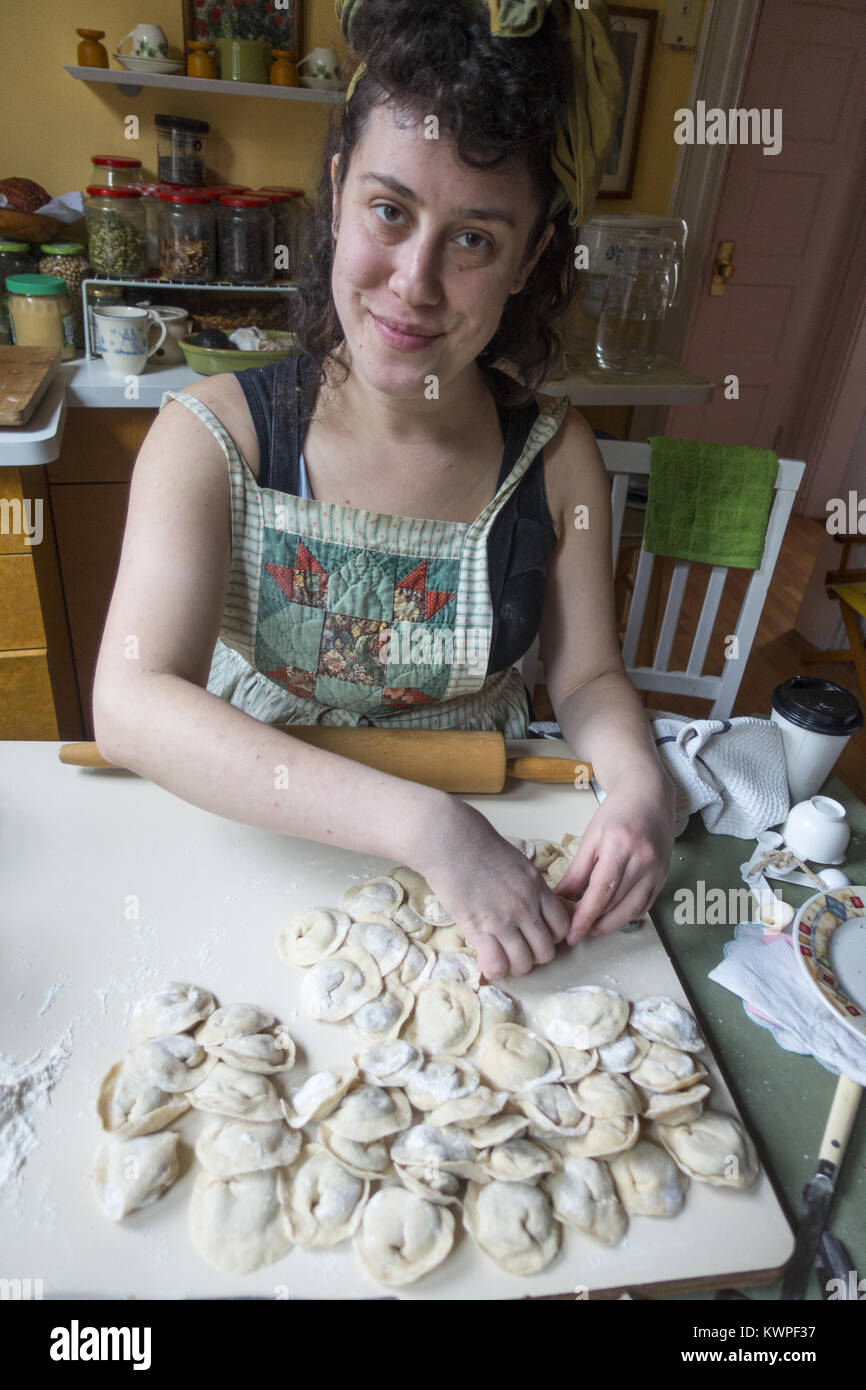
[180,330,300,375]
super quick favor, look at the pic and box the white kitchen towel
[709,923,866,1086]
[652,713,790,838]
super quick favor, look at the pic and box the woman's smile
[369,311,445,352]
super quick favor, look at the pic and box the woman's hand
[417,800,573,981]
[553,773,676,943]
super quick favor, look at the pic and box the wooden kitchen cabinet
[0,410,153,742]
[46,409,153,740]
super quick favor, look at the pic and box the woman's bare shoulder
[172,372,261,478]
[534,395,605,539]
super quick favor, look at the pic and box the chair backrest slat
[686,566,727,676]
[653,560,690,672]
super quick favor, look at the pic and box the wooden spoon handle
[58,742,114,768]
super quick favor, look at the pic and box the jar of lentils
[38,242,91,350]
[84,186,147,278]
[158,189,216,282]
[255,191,299,280]
[217,194,274,285]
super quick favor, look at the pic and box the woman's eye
[457,231,491,252]
[373,203,403,225]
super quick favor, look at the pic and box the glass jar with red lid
[158,189,216,282]
[255,191,300,281]
[201,185,252,200]
[88,156,143,190]
[216,194,274,285]
[84,186,147,277]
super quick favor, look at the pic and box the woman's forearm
[553,670,668,795]
[94,673,449,871]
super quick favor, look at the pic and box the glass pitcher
[594,235,678,373]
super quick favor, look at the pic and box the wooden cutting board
[0,739,794,1300]
[0,345,61,426]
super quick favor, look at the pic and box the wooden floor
[534,513,866,800]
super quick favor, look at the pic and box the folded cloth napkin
[644,437,778,569]
[653,712,790,837]
[709,924,866,1087]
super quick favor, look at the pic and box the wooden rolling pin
[58,729,593,794]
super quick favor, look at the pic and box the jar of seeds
[158,190,216,282]
[154,114,209,187]
[255,191,297,280]
[217,194,274,285]
[38,242,91,350]
[84,186,147,278]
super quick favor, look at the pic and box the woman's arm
[538,407,675,941]
[92,381,453,874]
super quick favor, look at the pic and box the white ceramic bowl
[782,795,850,864]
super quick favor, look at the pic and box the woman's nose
[388,230,444,306]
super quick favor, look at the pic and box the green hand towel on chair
[644,438,778,569]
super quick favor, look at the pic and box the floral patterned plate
[795,885,866,1042]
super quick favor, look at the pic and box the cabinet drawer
[0,553,46,649]
[0,649,59,738]
[0,467,33,556]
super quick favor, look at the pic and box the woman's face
[329,101,553,398]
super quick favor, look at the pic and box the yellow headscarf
[335,0,624,230]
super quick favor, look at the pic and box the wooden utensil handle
[58,742,114,768]
[506,756,593,784]
[818,1074,862,1166]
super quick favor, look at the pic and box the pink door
[666,0,866,465]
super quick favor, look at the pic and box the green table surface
[651,775,865,1301]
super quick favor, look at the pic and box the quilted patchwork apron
[159,386,569,734]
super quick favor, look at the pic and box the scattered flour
[0,1028,75,1203]
[38,982,68,1017]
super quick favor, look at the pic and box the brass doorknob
[711,240,735,296]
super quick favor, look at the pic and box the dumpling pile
[92,838,761,1292]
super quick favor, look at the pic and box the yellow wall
[1,0,704,215]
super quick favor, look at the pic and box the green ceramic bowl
[179,331,299,375]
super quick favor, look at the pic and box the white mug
[134,303,191,365]
[94,306,167,376]
[117,24,169,59]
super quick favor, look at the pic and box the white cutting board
[0,740,793,1300]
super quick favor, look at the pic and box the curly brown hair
[290,0,579,421]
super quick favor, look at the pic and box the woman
[93,0,675,981]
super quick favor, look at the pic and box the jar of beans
[217,195,274,285]
[158,190,216,282]
[37,243,91,350]
[88,155,142,189]
[154,114,209,187]
[84,186,147,278]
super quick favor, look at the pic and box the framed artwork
[601,6,657,199]
[182,1,305,60]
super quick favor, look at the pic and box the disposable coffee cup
[770,676,862,803]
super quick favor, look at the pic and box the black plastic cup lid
[771,676,863,735]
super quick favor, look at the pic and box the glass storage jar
[255,192,298,280]
[217,195,274,285]
[0,241,34,344]
[158,190,216,282]
[154,114,209,187]
[6,273,76,359]
[37,242,91,350]
[85,186,147,278]
[88,156,142,189]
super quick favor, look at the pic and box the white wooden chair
[518,443,805,721]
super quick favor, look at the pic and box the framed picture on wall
[601,6,657,199]
[182,1,305,61]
